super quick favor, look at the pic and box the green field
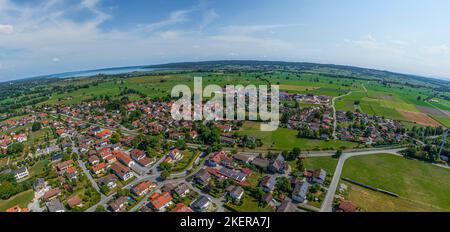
[304,157,338,174]
[224,195,274,212]
[344,181,442,212]
[238,121,358,151]
[430,115,450,127]
[171,150,200,172]
[342,154,450,211]
[33,70,449,127]
[0,190,34,212]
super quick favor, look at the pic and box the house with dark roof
[12,167,29,180]
[194,169,211,185]
[191,195,212,212]
[269,154,288,174]
[260,175,276,192]
[173,183,190,197]
[226,185,245,201]
[109,196,128,212]
[277,199,297,212]
[46,199,65,212]
[251,157,270,170]
[292,182,310,203]
[312,169,327,184]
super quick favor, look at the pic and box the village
[0,92,416,213]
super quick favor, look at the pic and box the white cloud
[140,10,190,32]
[423,44,449,54]
[199,9,219,30]
[52,57,60,62]
[220,24,288,35]
[0,24,14,34]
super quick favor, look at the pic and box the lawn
[342,154,450,211]
[245,171,263,186]
[238,121,358,151]
[303,157,338,174]
[171,150,200,172]
[28,160,48,177]
[343,181,443,212]
[224,195,274,212]
[0,190,34,212]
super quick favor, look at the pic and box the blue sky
[1,0,450,81]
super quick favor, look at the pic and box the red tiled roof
[67,195,82,208]
[91,162,106,173]
[43,188,61,200]
[150,192,173,210]
[171,203,192,212]
[113,150,133,165]
[6,205,29,212]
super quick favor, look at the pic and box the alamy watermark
[170,77,280,131]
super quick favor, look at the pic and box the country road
[332,91,352,140]
[319,148,405,212]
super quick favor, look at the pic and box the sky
[1,0,450,81]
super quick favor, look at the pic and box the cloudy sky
[1,0,450,81]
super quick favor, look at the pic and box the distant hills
[6,60,450,91]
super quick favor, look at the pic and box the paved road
[319,148,405,212]
[78,160,107,199]
[331,91,352,140]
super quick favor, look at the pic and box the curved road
[332,91,352,140]
[319,148,405,212]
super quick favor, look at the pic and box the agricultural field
[342,154,450,211]
[343,181,442,212]
[24,69,448,129]
[238,121,358,151]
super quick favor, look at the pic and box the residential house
[33,178,46,193]
[292,182,310,203]
[269,154,288,174]
[218,167,247,182]
[172,183,190,197]
[46,199,65,212]
[191,196,212,212]
[149,192,173,212]
[130,149,152,167]
[99,174,118,189]
[12,167,29,180]
[260,175,276,193]
[277,199,297,212]
[226,185,245,201]
[111,163,134,181]
[194,169,211,186]
[251,157,270,170]
[65,167,78,180]
[67,195,82,209]
[233,154,252,164]
[13,134,27,143]
[113,150,135,167]
[171,203,193,212]
[132,180,157,197]
[51,153,64,163]
[109,196,128,212]
[88,155,100,166]
[6,205,29,213]
[91,162,107,175]
[43,188,61,201]
[312,169,327,184]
